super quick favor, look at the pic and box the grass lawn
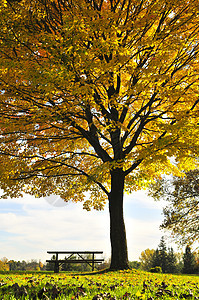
[0,269,198,299]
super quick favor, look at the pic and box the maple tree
[139,248,155,271]
[149,169,199,247]
[0,257,9,271]
[0,0,199,269]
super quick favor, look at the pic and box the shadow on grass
[0,268,112,276]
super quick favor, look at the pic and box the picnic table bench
[46,251,104,273]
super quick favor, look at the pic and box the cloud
[125,216,165,260]
[125,190,166,210]
[0,192,169,262]
[0,195,110,262]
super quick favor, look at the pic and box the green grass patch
[0,269,198,299]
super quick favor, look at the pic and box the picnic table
[46,251,104,273]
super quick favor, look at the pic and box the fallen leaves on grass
[0,270,198,299]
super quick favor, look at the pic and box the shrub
[150,266,162,273]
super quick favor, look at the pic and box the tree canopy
[149,169,199,246]
[0,0,199,269]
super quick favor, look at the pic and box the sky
[0,189,180,264]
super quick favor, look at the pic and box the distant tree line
[0,258,44,272]
[1,237,198,274]
[0,255,106,272]
[139,237,199,274]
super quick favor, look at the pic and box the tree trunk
[109,168,129,270]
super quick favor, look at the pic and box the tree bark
[109,168,130,270]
